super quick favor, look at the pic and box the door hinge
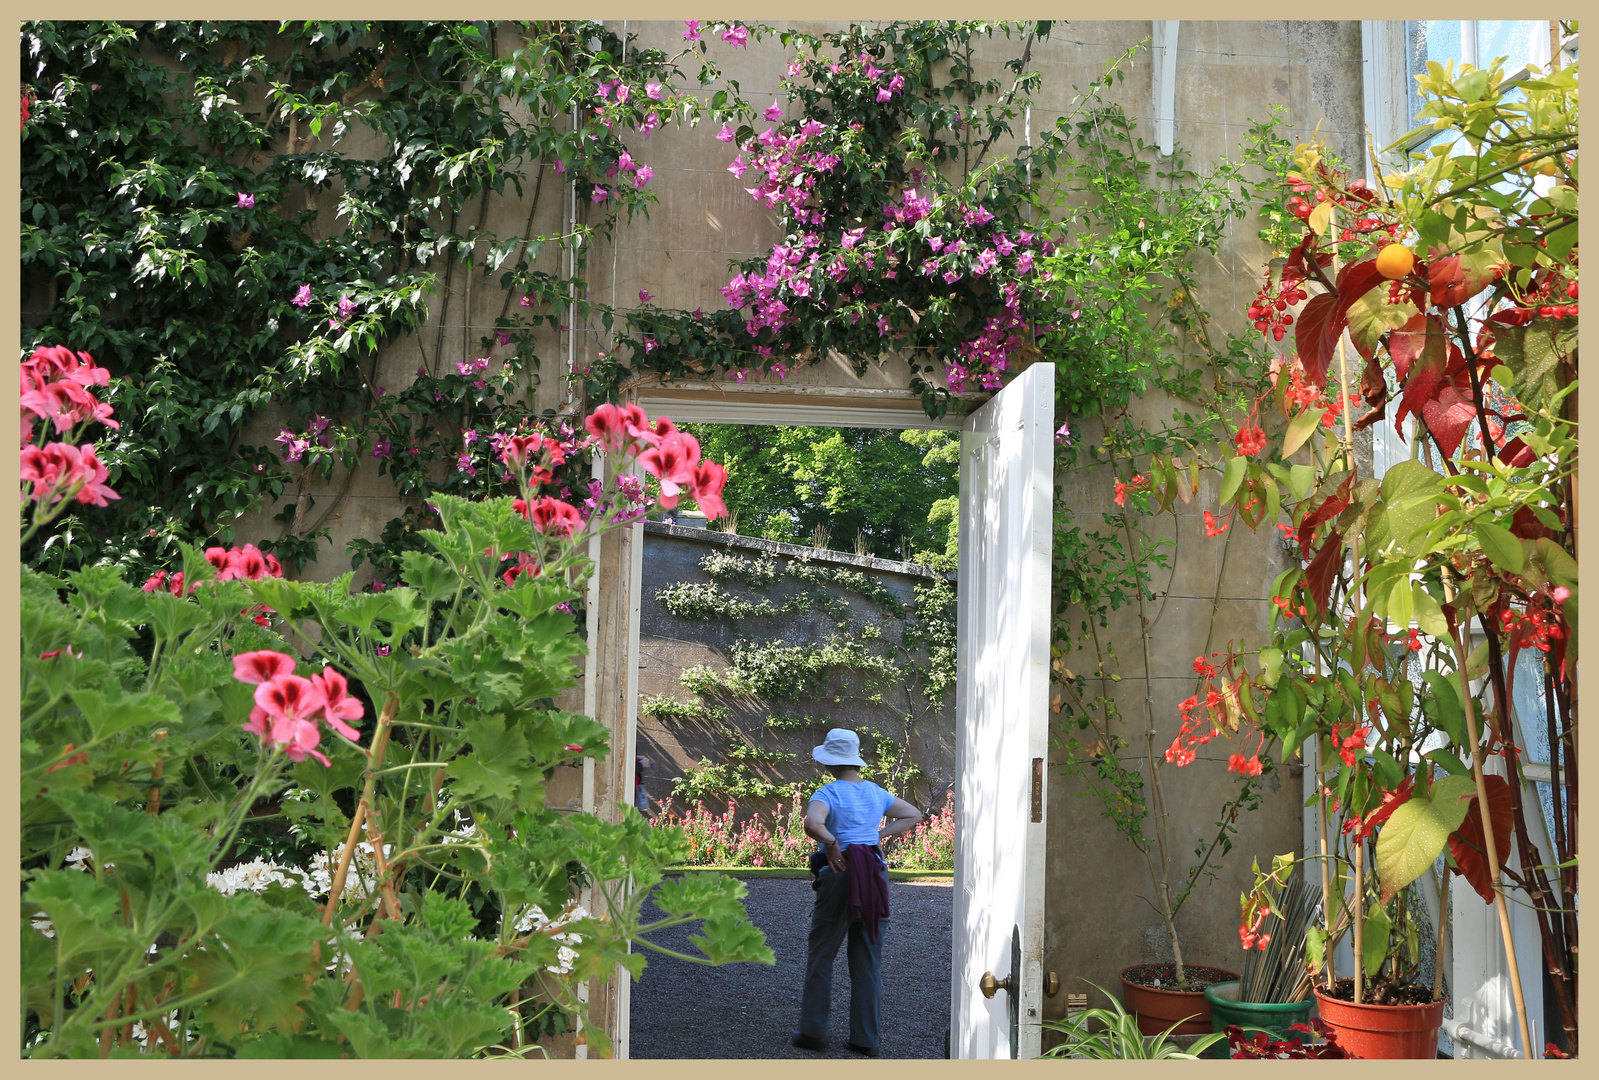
[1031,757,1043,822]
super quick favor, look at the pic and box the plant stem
[1121,501,1183,983]
[1352,835,1365,1004]
[1439,568,1533,1054]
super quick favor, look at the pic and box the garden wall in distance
[636,520,955,822]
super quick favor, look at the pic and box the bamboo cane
[1439,569,1533,1055]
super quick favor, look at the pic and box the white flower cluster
[204,828,391,902]
[204,857,303,897]
[513,900,589,975]
[439,810,479,846]
[129,1010,183,1049]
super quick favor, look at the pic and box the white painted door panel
[950,362,1054,1059]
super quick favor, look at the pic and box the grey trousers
[797,866,887,1048]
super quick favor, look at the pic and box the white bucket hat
[813,728,867,768]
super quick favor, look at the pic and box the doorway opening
[617,361,1055,1060]
[624,416,959,1059]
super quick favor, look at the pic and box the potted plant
[1139,55,1576,1058]
[1039,982,1230,1059]
[1202,854,1318,1057]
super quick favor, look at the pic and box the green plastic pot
[1203,981,1315,1058]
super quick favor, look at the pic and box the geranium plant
[1150,57,1578,1053]
[21,364,766,1058]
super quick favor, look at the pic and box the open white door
[950,361,1054,1059]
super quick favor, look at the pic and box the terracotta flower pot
[1118,964,1240,1037]
[1313,987,1446,1059]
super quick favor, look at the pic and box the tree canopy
[679,424,958,559]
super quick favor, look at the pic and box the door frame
[596,383,984,1056]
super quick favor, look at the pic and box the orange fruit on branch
[1376,244,1415,281]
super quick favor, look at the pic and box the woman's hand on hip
[825,840,847,874]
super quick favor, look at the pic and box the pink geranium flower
[688,459,729,521]
[638,431,701,508]
[233,650,298,685]
[527,497,585,537]
[310,666,364,742]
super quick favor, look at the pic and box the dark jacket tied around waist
[844,843,890,943]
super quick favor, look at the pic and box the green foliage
[20,19,759,578]
[1039,982,1229,1059]
[20,493,770,1058]
[1153,59,1579,1022]
[683,425,960,558]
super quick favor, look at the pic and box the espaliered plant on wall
[646,548,955,808]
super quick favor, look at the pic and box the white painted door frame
[615,380,1034,1058]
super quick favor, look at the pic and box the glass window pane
[1478,21,1544,71]
[1513,651,1552,765]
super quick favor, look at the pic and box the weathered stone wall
[636,521,955,820]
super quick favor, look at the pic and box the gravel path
[629,876,953,1059]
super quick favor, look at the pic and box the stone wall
[635,521,955,820]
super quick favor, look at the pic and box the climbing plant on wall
[20,18,760,577]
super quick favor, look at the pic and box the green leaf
[24,869,148,963]
[1475,520,1525,575]
[1281,410,1323,460]
[1374,774,1476,901]
[1425,748,1471,777]
[68,686,182,742]
[1388,576,1414,630]
[182,899,322,1034]
[399,550,459,602]
[1372,748,1403,791]
[1217,455,1248,505]
[1306,925,1327,974]
[1346,290,1418,357]
[1421,671,1467,745]
[1257,646,1283,688]
[1285,463,1315,502]
[1361,905,1392,979]
[1366,461,1443,558]
[1412,587,1449,637]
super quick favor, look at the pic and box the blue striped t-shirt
[811,779,896,849]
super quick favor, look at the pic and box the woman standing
[790,728,923,1057]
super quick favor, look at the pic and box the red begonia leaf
[1292,260,1387,391]
[1295,471,1354,559]
[1304,530,1344,616]
[1392,314,1449,430]
[1334,257,1387,322]
[1448,774,1515,905]
[1295,293,1339,388]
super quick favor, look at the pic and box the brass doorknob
[979,971,1015,999]
[1044,971,1061,997]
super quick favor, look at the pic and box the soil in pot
[1314,978,1446,1059]
[1319,976,1435,1007]
[1119,963,1240,1038]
